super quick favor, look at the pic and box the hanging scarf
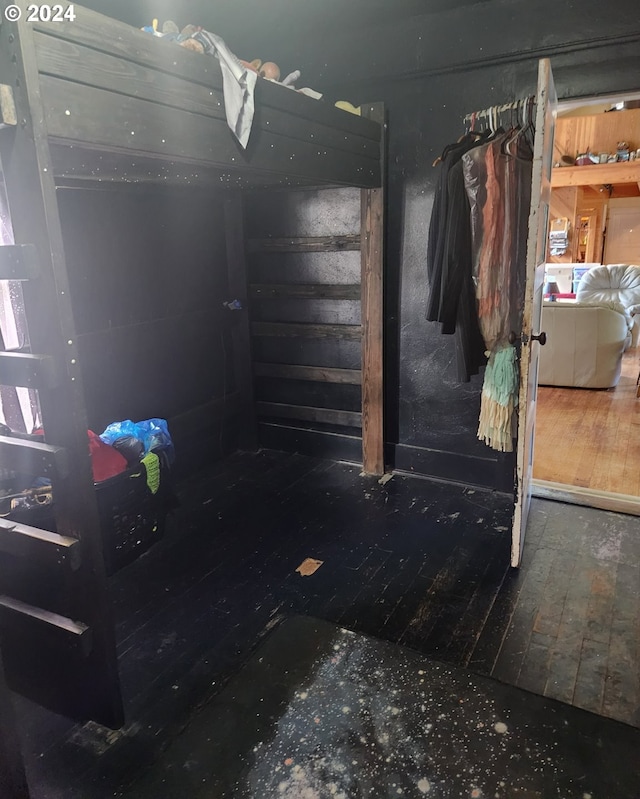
[463,132,529,452]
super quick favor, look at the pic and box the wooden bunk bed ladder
[0,5,124,731]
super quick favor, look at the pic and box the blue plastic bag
[100,418,174,465]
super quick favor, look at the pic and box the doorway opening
[532,89,640,514]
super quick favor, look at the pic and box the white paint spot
[342,706,351,714]
[494,722,508,734]
[418,778,431,794]
[278,783,288,793]
[299,692,308,699]
[334,645,341,651]
[583,794,592,799]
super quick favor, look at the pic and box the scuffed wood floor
[533,348,640,495]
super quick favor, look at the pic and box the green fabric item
[142,452,160,494]
[483,345,518,407]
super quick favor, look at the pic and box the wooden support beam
[360,103,386,476]
[0,436,68,479]
[252,322,361,340]
[257,401,362,427]
[0,245,39,281]
[250,284,361,300]
[254,362,362,384]
[0,352,58,389]
[0,519,81,571]
[224,192,258,451]
[248,235,361,253]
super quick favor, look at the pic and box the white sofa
[538,303,631,389]
[577,264,640,347]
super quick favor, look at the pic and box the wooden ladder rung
[0,352,58,389]
[0,519,80,570]
[0,244,39,281]
[0,595,91,655]
[0,435,68,479]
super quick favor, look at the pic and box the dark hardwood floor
[11,449,640,798]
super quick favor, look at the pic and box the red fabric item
[88,429,127,483]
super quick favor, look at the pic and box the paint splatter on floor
[121,617,640,799]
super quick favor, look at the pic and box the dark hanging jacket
[426,139,487,381]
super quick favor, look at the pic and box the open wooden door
[511,59,557,567]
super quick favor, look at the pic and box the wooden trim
[0,245,39,281]
[0,436,68,479]
[250,284,361,300]
[248,235,361,253]
[252,322,362,339]
[254,362,362,384]
[224,192,258,451]
[393,443,514,493]
[0,352,58,389]
[360,102,385,476]
[0,519,81,571]
[532,479,640,516]
[257,401,362,427]
[551,161,640,187]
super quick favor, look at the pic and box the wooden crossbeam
[0,352,58,389]
[0,519,80,571]
[254,362,362,384]
[250,283,361,300]
[257,401,362,427]
[252,322,361,340]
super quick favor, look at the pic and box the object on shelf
[575,152,599,166]
[548,217,570,256]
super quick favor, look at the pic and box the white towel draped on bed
[193,31,257,149]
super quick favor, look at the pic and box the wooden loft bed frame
[15,4,383,188]
[0,3,385,792]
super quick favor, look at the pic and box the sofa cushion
[576,264,640,310]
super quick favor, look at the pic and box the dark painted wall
[247,0,640,490]
[57,188,238,471]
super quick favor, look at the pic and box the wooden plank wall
[553,108,640,163]
[244,188,365,463]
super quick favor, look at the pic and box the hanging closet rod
[462,95,535,125]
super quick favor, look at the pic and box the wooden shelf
[551,161,640,188]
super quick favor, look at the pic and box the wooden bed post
[360,103,386,476]
[224,191,259,451]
